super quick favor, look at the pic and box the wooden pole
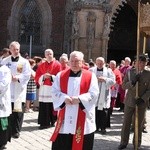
[143,35,147,54]
[135,0,141,149]
[29,35,32,58]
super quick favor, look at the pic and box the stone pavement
[6,109,150,150]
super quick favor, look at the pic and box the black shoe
[51,124,55,127]
[118,108,124,112]
[12,133,20,138]
[0,144,6,150]
[101,129,106,135]
[130,127,134,133]
[142,128,148,133]
[95,129,100,134]
[38,125,50,130]
[118,144,127,150]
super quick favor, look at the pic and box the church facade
[0,0,149,61]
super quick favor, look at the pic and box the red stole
[50,69,92,150]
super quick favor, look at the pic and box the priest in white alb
[50,51,99,150]
[1,41,31,138]
[89,57,115,134]
[0,65,12,149]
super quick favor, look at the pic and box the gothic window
[19,0,42,45]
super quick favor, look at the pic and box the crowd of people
[0,41,150,150]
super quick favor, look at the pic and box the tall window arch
[19,0,42,45]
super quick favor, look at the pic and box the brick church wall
[48,0,66,56]
[0,0,14,50]
[0,0,66,57]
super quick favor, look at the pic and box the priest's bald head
[69,51,84,73]
[9,41,20,57]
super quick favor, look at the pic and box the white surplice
[38,75,55,102]
[1,56,31,105]
[52,71,99,135]
[89,66,116,110]
[0,65,12,117]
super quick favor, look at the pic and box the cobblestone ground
[6,109,150,150]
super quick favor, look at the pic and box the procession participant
[118,55,150,149]
[35,49,61,129]
[0,48,10,62]
[118,57,132,111]
[59,53,69,70]
[25,59,36,113]
[32,56,42,110]
[1,41,31,138]
[89,57,115,134]
[50,51,99,150]
[0,65,12,149]
[109,60,122,114]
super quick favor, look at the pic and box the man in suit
[118,55,150,149]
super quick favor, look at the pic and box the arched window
[19,0,42,45]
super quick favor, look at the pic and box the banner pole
[135,0,141,149]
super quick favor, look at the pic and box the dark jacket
[122,68,150,108]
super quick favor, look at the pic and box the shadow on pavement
[94,138,150,150]
[23,118,38,123]
[22,126,39,131]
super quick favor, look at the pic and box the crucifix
[6,62,11,68]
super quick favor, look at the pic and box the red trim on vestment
[50,69,92,150]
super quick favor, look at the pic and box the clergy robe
[51,69,99,150]
[35,60,61,127]
[1,55,31,136]
[89,66,115,131]
[110,68,122,111]
[118,65,131,103]
[0,65,12,147]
